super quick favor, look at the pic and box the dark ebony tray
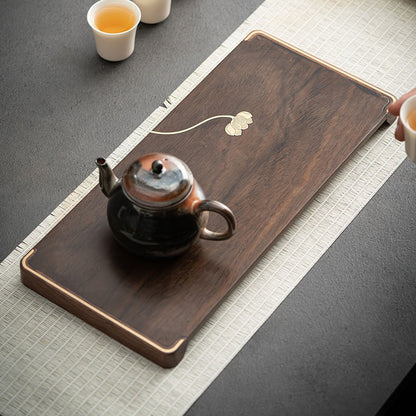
[21,31,395,367]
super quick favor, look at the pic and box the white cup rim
[87,0,141,36]
[400,95,416,133]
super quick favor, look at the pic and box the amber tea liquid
[408,108,416,131]
[95,5,136,33]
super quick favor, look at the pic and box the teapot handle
[194,200,236,241]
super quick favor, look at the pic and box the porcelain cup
[132,0,171,24]
[87,0,141,61]
[400,95,416,163]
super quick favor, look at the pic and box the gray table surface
[1,1,415,415]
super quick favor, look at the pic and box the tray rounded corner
[244,30,268,42]
[155,337,189,368]
[20,249,37,282]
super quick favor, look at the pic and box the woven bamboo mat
[1,0,415,415]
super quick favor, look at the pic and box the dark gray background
[1,1,415,415]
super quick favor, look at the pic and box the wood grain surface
[21,32,394,367]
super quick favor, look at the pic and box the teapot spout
[95,157,119,198]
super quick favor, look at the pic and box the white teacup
[400,95,416,163]
[132,0,171,24]
[87,0,141,62]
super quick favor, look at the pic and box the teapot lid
[122,153,194,208]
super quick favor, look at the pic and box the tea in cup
[400,95,416,163]
[87,0,141,61]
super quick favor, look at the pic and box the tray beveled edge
[20,249,187,368]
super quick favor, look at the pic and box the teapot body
[96,154,236,259]
[107,181,208,258]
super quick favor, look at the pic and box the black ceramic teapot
[95,153,236,258]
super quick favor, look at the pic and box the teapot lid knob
[151,160,164,175]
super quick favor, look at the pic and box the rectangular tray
[21,31,395,367]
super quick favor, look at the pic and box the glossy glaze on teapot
[96,153,236,259]
[107,177,208,258]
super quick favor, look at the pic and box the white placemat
[1,0,415,415]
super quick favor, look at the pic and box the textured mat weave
[1,0,415,415]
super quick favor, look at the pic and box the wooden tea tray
[21,31,395,367]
